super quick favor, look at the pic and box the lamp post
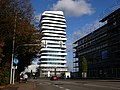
[10,12,17,84]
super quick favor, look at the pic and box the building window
[101,50,108,60]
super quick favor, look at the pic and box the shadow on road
[0,86,18,90]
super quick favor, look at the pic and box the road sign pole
[13,67,15,84]
[10,67,13,84]
[10,53,14,84]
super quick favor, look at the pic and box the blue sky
[30,0,120,71]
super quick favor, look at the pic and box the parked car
[50,76,58,80]
[19,74,24,83]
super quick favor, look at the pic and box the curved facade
[39,11,68,77]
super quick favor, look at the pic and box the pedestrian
[64,75,66,80]
[23,73,28,83]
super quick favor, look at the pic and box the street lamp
[10,12,17,84]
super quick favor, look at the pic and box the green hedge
[0,63,10,86]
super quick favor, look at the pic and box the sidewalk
[0,81,36,90]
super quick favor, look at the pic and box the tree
[81,56,88,78]
[0,39,4,64]
[0,0,41,85]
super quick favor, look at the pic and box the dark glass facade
[73,8,120,78]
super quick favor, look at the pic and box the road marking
[53,84,70,90]
[47,83,51,85]
[45,82,51,85]
[65,89,70,90]
[59,86,63,89]
[84,84,120,89]
[38,83,45,85]
[84,84,106,87]
[54,85,58,87]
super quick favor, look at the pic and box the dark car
[50,76,58,80]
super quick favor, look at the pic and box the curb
[0,82,19,89]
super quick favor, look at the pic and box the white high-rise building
[39,11,68,77]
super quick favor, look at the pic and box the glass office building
[73,8,120,78]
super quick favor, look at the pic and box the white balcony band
[39,11,68,77]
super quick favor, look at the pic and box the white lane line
[54,85,59,87]
[59,86,63,89]
[47,83,51,85]
[38,83,45,85]
[53,84,70,90]
[84,84,120,89]
[84,84,107,87]
[65,89,70,90]
[45,82,51,85]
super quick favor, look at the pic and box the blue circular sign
[13,58,19,65]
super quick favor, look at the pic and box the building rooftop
[42,11,64,15]
[100,7,120,22]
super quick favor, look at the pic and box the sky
[30,0,120,71]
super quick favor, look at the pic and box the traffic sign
[13,58,19,65]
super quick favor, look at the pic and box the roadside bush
[0,63,10,86]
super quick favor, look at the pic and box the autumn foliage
[0,0,41,85]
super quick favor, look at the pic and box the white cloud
[73,20,105,41]
[66,40,73,51]
[65,20,105,72]
[51,0,94,17]
[73,30,86,41]
[35,14,42,21]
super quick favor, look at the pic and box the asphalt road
[33,79,120,90]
